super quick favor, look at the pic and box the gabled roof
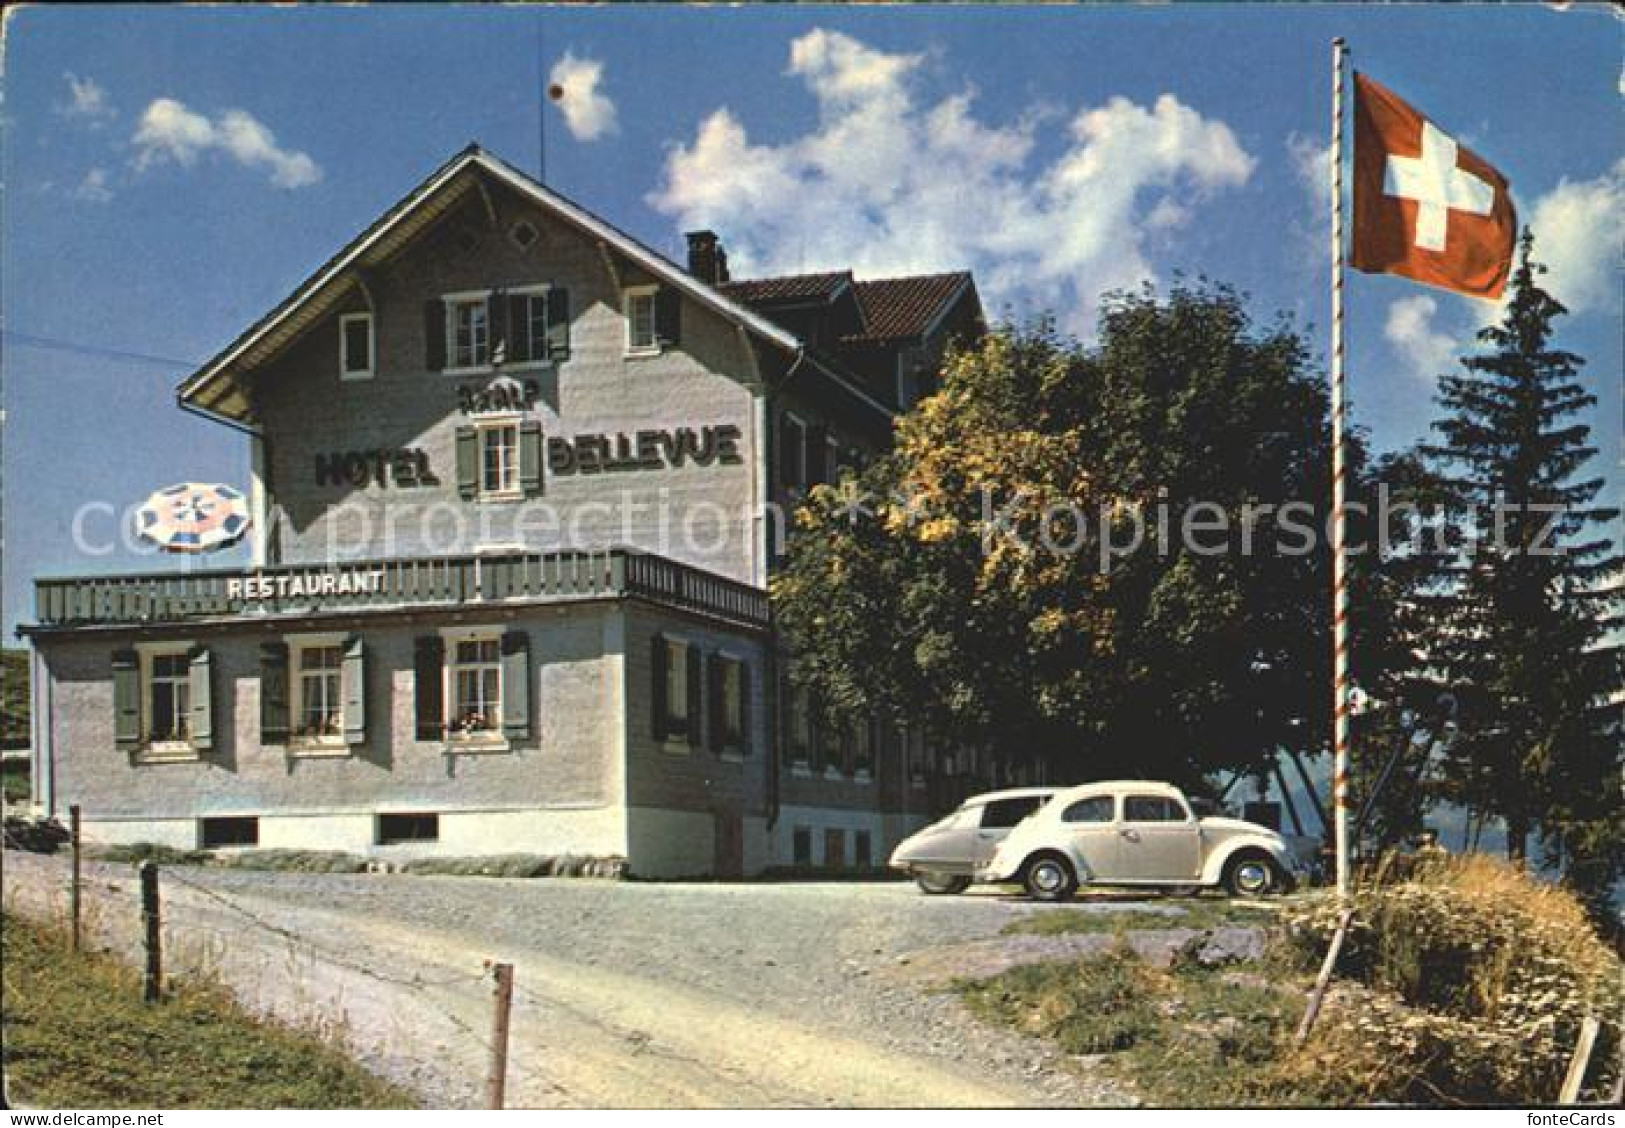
[718,272,853,305]
[848,272,975,343]
[176,145,804,429]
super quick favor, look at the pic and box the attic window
[509,220,539,250]
[339,313,374,381]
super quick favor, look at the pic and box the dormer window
[339,312,374,380]
[446,292,490,370]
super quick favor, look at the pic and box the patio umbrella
[135,482,251,554]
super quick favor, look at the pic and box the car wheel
[1022,853,1077,902]
[1223,853,1282,897]
[914,872,972,895]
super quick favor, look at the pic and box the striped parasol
[135,482,251,554]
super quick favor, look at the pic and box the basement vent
[201,816,259,849]
[377,812,439,845]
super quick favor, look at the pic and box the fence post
[139,861,161,1003]
[1294,906,1354,1046]
[69,805,82,952]
[485,961,514,1109]
[1558,1016,1601,1104]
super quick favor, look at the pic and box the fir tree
[1420,232,1623,901]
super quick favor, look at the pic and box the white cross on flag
[1350,72,1517,299]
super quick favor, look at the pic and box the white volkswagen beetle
[980,780,1301,901]
[888,787,1060,894]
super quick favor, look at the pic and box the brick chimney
[685,230,729,284]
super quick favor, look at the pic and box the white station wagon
[980,780,1301,900]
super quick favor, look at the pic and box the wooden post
[139,861,161,1003]
[69,804,82,952]
[485,961,515,1109]
[1294,906,1354,1045]
[1557,1016,1600,1104]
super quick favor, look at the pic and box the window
[478,420,520,497]
[1063,795,1115,823]
[448,295,490,369]
[625,287,658,353]
[339,312,374,380]
[793,827,812,866]
[824,828,846,869]
[292,642,344,747]
[448,637,502,740]
[981,796,1047,829]
[661,637,689,739]
[787,685,811,766]
[779,414,807,490]
[147,651,191,745]
[515,289,550,362]
[377,813,439,844]
[852,720,875,778]
[509,219,539,250]
[716,656,747,754]
[201,817,258,849]
[854,831,873,868]
[1124,795,1189,822]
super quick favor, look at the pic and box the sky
[2,3,1620,638]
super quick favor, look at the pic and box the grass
[1003,897,1276,936]
[0,911,415,1108]
[1,647,27,749]
[2,761,29,805]
[956,942,1302,1105]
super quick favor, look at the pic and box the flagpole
[1330,37,1352,898]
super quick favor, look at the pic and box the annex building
[22,145,991,877]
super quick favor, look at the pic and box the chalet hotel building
[21,145,992,876]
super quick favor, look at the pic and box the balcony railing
[31,549,770,631]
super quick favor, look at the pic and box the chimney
[685,230,729,284]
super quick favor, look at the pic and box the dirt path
[3,851,1134,1108]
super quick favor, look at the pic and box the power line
[1,330,200,370]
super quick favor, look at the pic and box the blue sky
[3,4,1620,636]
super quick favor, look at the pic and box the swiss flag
[1350,73,1517,299]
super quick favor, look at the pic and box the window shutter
[113,649,141,752]
[342,636,366,746]
[650,634,669,743]
[413,635,445,741]
[487,290,508,364]
[546,287,571,360]
[508,293,532,364]
[685,643,703,747]
[189,646,214,752]
[778,415,802,488]
[500,630,531,741]
[707,653,725,753]
[519,421,543,497]
[805,423,829,486]
[259,642,290,745]
[424,299,447,371]
[655,287,682,347]
[738,662,752,756]
[455,426,479,499]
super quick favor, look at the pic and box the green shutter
[546,287,571,360]
[424,299,447,371]
[501,630,531,741]
[508,293,532,364]
[455,426,479,499]
[685,643,703,748]
[413,635,445,741]
[655,287,682,347]
[707,652,725,752]
[738,662,752,756]
[113,649,140,752]
[342,636,366,746]
[651,634,669,742]
[259,642,290,745]
[487,290,508,364]
[519,421,543,497]
[189,646,213,752]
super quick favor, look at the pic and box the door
[713,811,744,878]
[1058,794,1117,879]
[1115,794,1202,880]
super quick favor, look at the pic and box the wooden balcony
[30,549,770,632]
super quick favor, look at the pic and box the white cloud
[549,53,618,142]
[131,98,321,188]
[1384,294,1459,383]
[1287,132,1332,214]
[71,167,114,204]
[1525,157,1624,316]
[59,73,115,124]
[651,29,1255,333]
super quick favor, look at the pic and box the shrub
[92,841,209,866]
[221,849,370,874]
[1279,855,1623,1103]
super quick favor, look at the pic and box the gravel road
[1,850,1232,1108]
